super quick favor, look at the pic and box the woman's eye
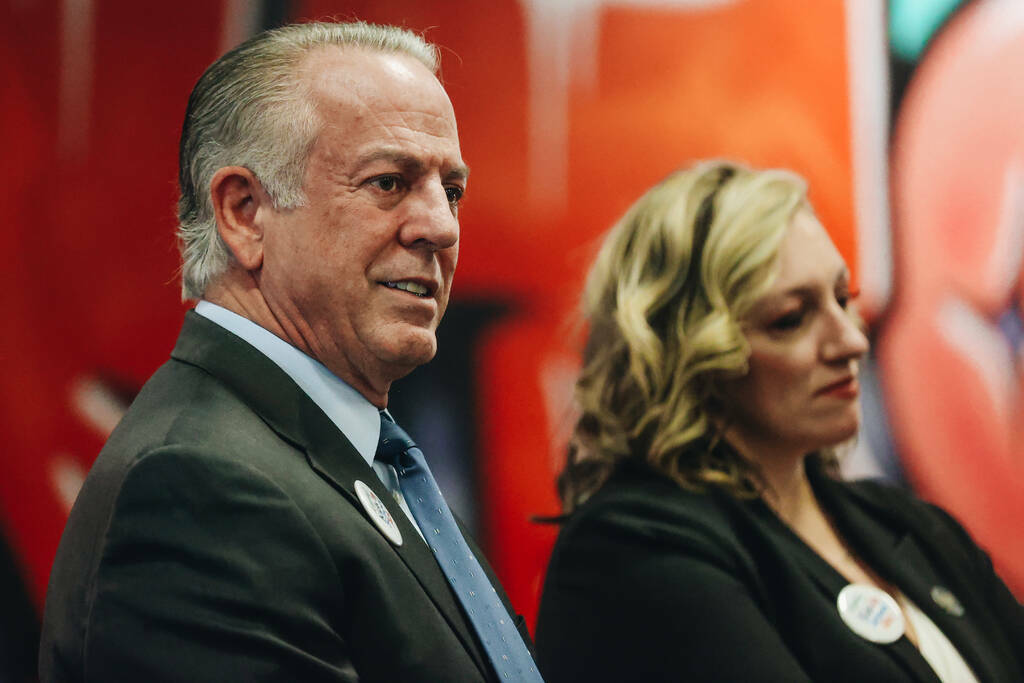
[769,311,804,331]
[836,286,859,310]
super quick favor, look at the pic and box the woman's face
[720,208,869,458]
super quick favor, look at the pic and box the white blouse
[897,592,979,683]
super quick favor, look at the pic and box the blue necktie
[377,413,544,682]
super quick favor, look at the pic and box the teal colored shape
[889,0,965,61]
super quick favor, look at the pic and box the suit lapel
[299,403,491,679]
[171,313,491,680]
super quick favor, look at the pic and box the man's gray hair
[176,21,440,300]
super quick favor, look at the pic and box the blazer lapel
[888,535,996,681]
[171,312,491,680]
[747,500,849,599]
[823,475,999,683]
[735,494,938,682]
[813,469,993,682]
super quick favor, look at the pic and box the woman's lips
[817,377,859,399]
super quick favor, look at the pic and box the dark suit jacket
[40,312,530,682]
[536,457,1024,682]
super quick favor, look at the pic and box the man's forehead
[298,45,438,101]
[296,46,462,169]
[301,47,455,128]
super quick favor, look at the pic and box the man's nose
[399,180,459,250]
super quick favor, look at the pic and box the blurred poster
[3,0,1020,656]
[882,0,1024,592]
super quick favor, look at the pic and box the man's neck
[203,274,392,408]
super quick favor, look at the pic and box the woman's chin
[816,417,861,451]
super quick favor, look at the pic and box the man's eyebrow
[447,163,470,182]
[355,148,470,181]
[354,149,423,172]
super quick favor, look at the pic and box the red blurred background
[2,0,1021,678]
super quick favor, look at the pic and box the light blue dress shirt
[194,301,422,537]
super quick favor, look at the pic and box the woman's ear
[700,376,731,426]
[209,166,267,271]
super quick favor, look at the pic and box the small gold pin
[931,586,965,617]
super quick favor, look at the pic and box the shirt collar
[194,300,381,467]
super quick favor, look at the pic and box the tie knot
[377,413,417,467]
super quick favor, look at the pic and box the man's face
[257,47,466,403]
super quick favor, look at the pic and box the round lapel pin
[930,586,965,617]
[836,584,905,644]
[354,480,403,547]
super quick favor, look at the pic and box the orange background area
[2,0,855,627]
[306,0,858,622]
[8,0,1021,642]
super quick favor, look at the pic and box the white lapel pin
[836,584,905,644]
[354,480,403,547]
[930,585,965,617]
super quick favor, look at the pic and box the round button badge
[354,479,403,547]
[836,584,905,644]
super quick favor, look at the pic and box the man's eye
[370,176,403,192]
[445,186,464,204]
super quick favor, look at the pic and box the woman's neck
[722,430,814,522]
[722,433,834,537]
[759,452,816,524]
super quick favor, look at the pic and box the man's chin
[379,330,438,372]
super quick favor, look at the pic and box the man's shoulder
[101,357,275,466]
[67,362,262,515]
[70,350,319,545]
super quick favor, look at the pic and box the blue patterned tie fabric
[377,413,544,682]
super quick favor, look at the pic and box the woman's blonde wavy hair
[560,160,812,511]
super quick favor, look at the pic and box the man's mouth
[382,281,431,298]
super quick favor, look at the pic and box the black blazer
[536,457,1024,682]
[40,312,530,682]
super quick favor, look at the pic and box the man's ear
[210,166,269,271]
